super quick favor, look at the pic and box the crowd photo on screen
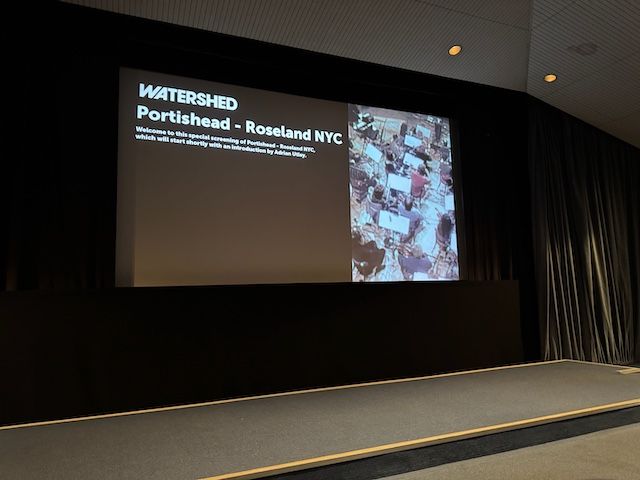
[348,104,458,282]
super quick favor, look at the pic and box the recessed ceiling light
[448,45,462,56]
[544,74,557,83]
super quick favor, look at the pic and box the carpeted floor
[1,360,638,480]
[382,422,640,480]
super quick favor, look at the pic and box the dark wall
[6,2,538,350]
[0,281,521,425]
[2,4,538,424]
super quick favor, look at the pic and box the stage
[1,360,639,480]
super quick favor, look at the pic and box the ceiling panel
[65,0,531,91]
[540,52,640,122]
[528,0,640,93]
[62,0,640,148]
[421,0,532,29]
[527,0,640,147]
[531,0,577,27]
[598,109,640,147]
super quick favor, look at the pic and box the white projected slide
[404,135,422,148]
[365,143,383,162]
[387,173,411,193]
[403,152,423,169]
[416,125,431,138]
[117,68,459,286]
[348,104,459,282]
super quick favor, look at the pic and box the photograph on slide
[348,104,458,282]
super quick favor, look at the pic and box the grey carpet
[382,422,640,480]
[1,361,638,480]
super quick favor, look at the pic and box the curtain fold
[3,29,117,291]
[459,101,540,360]
[529,99,640,364]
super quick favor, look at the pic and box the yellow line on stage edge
[199,397,640,480]
[618,367,640,375]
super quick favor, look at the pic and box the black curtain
[23,3,640,367]
[5,4,117,291]
[458,100,539,360]
[6,64,117,291]
[6,5,639,365]
[529,99,640,364]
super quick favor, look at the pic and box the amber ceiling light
[448,45,462,56]
[544,74,557,83]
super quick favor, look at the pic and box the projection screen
[116,68,459,286]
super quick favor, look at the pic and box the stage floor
[1,360,639,480]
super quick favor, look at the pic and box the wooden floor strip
[618,368,640,375]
